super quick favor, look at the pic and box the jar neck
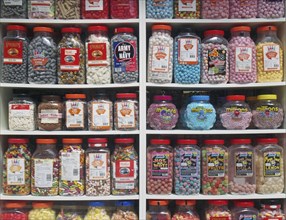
[34,31,52,38]
[149,205,168,212]
[88,143,108,148]
[231,31,250,38]
[7,30,27,38]
[177,205,195,212]
[9,143,28,149]
[42,96,61,102]
[37,144,57,150]
[63,144,82,149]
[89,30,108,37]
[153,30,171,36]
[259,30,277,38]
[154,100,171,103]
[63,33,80,38]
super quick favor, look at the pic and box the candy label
[207,152,225,177]
[113,160,136,189]
[256,105,279,121]
[262,44,281,71]
[235,47,252,73]
[178,38,198,65]
[262,218,283,220]
[60,48,80,71]
[151,45,170,73]
[3,41,23,64]
[152,0,167,7]
[239,215,256,220]
[191,106,214,121]
[3,0,22,6]
[264,152,281,177]
[180,151,199,177]
[66,101,84,129]
[9,104,31,117]
[92,102,111,130]
[116,102,135,129]
[208,48,227,75]
[31,0,52,13]
[226,107,249,119]
[155,106,177,124]
[88,153,108,180]
[7,158,25,185]
[39,109,62,124]
[34,159,53,187]
[151,153,170,178]
[235,151,253,177]
[178,0,196,12]
[87,42,108,66]
[61,151,80,181]
[31,47,49,71]
[85,0,103,11]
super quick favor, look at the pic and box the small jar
[220,95,252,130]
[31,139,59,196]
[205,200,231,220]
[147,95,179,130]
[172,200,199,220]
[85,202,110,220]
[201,30,229,84]
[174,28,201,84]
[2,25,28,83]
[228,139,256,195]
[148,24,173,84]
[230,0,257,18]
[255,138,284,194]
[111,201,139,220]
[232,201,259,220]
[174,0,200,19]
[252,94,284,129]
[174,139,200,195]
[28,0,54,18]
[86,138,111,196]
[114,93,139,131]
[259,200,285,220]
[147,200,171,220]
[56,205,84,220]
[38,95,63,131]
[1,202,28,220]
[81,0,109,19]
[85,25,111,84]
[147,139,173,195]
[28,202,56,220]
[59,138,85,196]
[3,138,31,195]
[55,0,80,19]
[110,0,138,19]
[256,26,283,83]
[1,0,27,18]
[58,27,85,84]
[111,27,138,83]
[64,94,87,130]
[201,0,229,19]
[111,138,139,195]
[146,0,173,19]
[202,140,228,195]
[258,0,285,18]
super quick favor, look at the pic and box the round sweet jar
[230,0,257,18]
[205,200,231,220]
[1,202,28,220]
[259,200,285,220]
[174,0,200,19]
[111,201,138,220]
[28,202,56,220]
[146,0,173,19]
[232,201,259,220]
[201,0,229,19]
[172,200,199,220]
[56,205,83,220]
[258,0,285,18]
[84,202,110,220]
[147,200,171,220]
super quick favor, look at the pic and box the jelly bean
[174,0,200,19]
[230,0,257,18]
[258,0,285,18]
[146,0,173,19]
[201,0,229,19]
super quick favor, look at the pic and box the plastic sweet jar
[172,200,199,220]
[259,200,285,220]
[1,201,28,220]
[57,205,84,220]
[230,0,257,18]
[228,139,256,195]
[111,201,139,220]
[147,24,173,84]
[147,200,171,220]
[174,0,200,19]
[111,138,139,195]
[205,200,231,220]
[147,95,179,130]
[59,138,85,196]
[146,0,173,19]
[85,138,111,196]
[258,0,285,18]
[201,30,229,84]
[2,25,28,83]
[110,0,138,19]
[31,139,59,196]
[1,0,27,18]
[220,95,252,130]
[201,0,229,19]
[147,139,173,195]
[255,138,284,194]
[174,28,201,84]
[28,0,55,19]
[202,139,228,195]
[174,139,200,195]
[28,202,56,220]
[256,26,283,83]
[232,201,259,220]
[81,0,109,19]
[84,202,110,220]
[252,94,284,129]
[3,138,31,195]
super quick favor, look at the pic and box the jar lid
[36,139,57,144]
[176,139,198,145]
[62,138,83,144]
[4,201,27,209]
[256,138,278,144]
[41,95,61,101]
[246,96,257,102]
[88,138,108,144]
[257,94,277,100]
[115,27,134,34]
[234,201,254,208]
[257,25,277,33]
[204,30,224,37]
[153,95,172,101]
[226,95,245,101]
[191,95,209,102]
[114,138,134,144]
[149,200,169,206]
[65,94,86,99]
[175,200,196,206]
[261,200,281,209]
[150,139,171,145]
[33,27,53,33]
[8,138,29,144]
[7,25,27,32]
[116,93,137,99]
[116,201,134,206]
[204,139,224,145]
[61,27,81,33]
[32,202,53,209]
[230,139,252,145]
[88,25,108,33]
[231,26,251,33]
[208,200,228,206]
[89,201,105,207]
[152,24,172,31]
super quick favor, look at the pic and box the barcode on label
[46,174,52,181]
[73,169,79,176]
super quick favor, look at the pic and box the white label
[179,0,196,12]
[178,38,198,64]
[92,102,111,129]
[31,0,51,13]
[116,102,135,129]
[263,44,281,71]
[66,101,84,129]
[85,0,103,11]
[61,152,80,181]
[151,45,170,72]
[9,104,31,117]
[89,153,108,180]
[4,0,22,6]
[39,109,61,124]
[235,47,252,73]
[34,159,53,188]
[7,158,25,185]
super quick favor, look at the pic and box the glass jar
[174,28,201,84]
[201,30,229,84]
[85,25,111,84]
[252,94,284,129]
[202,139,228,195]
[38,95,63,131]
[2,25,28,83]
[174,139,200,195]
[59,138,85,196]
[147,139,173,195]
[56,205,83,220]
[172,200,199,220]
[55,0,80,19]
[86,138,111,196]
[81,0,109,19]
[147,24,173,84]
[258,0,285,18]
[29,202,56,220]
[28,27,57,84]
[174,0,200,19]
[8,94,36,131]
[230,0,257,18]
[1,201,28,220]
[228,139,256,195]
[205,200,231,220]
[58,27,85,84]
[147,95,179,130]
[110,0,138,19]
[111,27,138,83]
[232,201,259,220]
[31,139,59,196]
[201,0,229,19]
[3,138,31,195]
[255,138,284,194]
[84,202,110,220]
[256,26,283,82]
[1,0,27,18]
[111,201,139,220]
[28,0,54,18]
[111,138,139,195]
[146,0,173,19]
[229,26,257,83]
[259,200,285,220]
[147,200,171,220]
[64,94,87,130]
[114,93,139,131]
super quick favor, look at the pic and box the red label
[115,160,135,178]
[60,48,80,71]
[87,42,107,66]
[10,104,30,110]
[4,40,23,64]
[262,218,283,220]
[31,58,49,70]
[210,217,230,220]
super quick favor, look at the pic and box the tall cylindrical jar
[146,0,173,19]
[2,25,28,83]
[201,30,229,84]
[230,0,257,18]
[174,0,200,19]
[86,25,111,84]
[110,0,138,19]
[28,0,54,18]
[55,0,80,19]
[258,0,285,18]
[201,0,229,19]
[1,0,27,18]
[81,0,109,19]
[148,24,173,84]
[58,27,85,84]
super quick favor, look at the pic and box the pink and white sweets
[258,0,285,18]
[230,0,257,18]
[201,0,229,19]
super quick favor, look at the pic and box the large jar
[1,201,28,220]
[2,25,28,83]
[256,26,283,82]
[205,200,231,220]
[111,138,139,195]
[259,200,285,220]
[258,0,285,18]
[146,0,173,19]
[201,0,229,19]
[229,26,257,83]
[86,138,111,196]
[110,0,138,19]
[172,200,199,220]
[230,0,257,18]
[228,139,256,194]
[147,200,171,220]
[28,202,56,220]
[84,202,110,220]
[81,0,109,19]
[1,0,27,18]
[111,27,138,83]
[232,201,259,220]
[174,28,201,84]
[255,138,284,194]
[28,0,54,18]
[3,138,31,195]
[85,25,111,84]
[58,27,85,84]
[111,201,139,220]
[174,0,200,19]
[174,139,200,195]
[31,139,59,196]
[201,30,229,84]
[56,205,83,220]
[147,24,173,84]
[55,0,80,19]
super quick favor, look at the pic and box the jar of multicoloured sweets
[172,200,200,220]
[259,200,285,220]
[1,201,28,220]
[147,200,171,220]
[205,200,231,220]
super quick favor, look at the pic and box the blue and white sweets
[146,0,173,19]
